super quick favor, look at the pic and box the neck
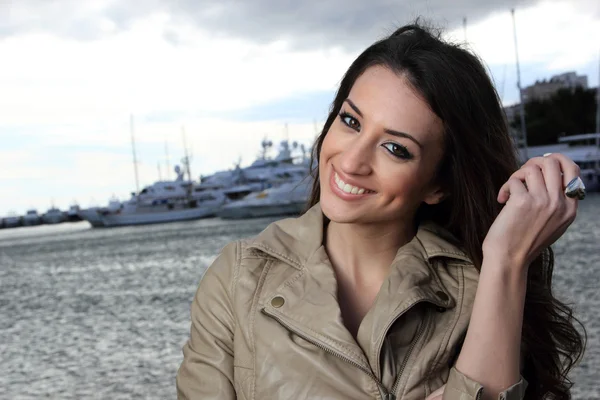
[324,218,416,285]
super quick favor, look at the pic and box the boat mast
[596,49,600,138]
[181,126,193,198]
[284,123,289,142]
[463,17,467,43]
[511,8,528,160]
[165,140,171,180]
[130,114,141,196]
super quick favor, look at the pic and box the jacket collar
[253,203,475,373]
[249,203,472,268]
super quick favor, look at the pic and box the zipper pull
[384,394,396,400]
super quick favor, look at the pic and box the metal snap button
[271,296,285,308]
[435,290,449,302]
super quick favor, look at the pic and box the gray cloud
[157,0,540,49]
[2,0,596,51]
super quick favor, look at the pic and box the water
[1,196,599,400]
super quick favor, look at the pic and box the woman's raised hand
[482,153,580,270]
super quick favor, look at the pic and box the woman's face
[319,65,446,226]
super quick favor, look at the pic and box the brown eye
[382,142,413,160]
[339,112,360,131]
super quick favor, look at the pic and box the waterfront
[0,196,599,399]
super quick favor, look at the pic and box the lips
[328,167,376,201]
[334,172,375,195]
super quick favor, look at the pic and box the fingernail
[543,153,552,157]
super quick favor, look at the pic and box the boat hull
[218,202,305,220]
[42,215,66,225]
[3,218,21,228]
[79,208,106,228]
[22,217,42,226]
[101,206,216,227]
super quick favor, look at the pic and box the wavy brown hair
[306,23,586,399]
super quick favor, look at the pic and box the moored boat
[42,207,66,225]
[218,178,312,220]
[22,209,42,226]
[2,214,21,228]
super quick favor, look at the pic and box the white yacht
[99,197,222,227]
[67,204,82,222]
[22,209,42,226]
[78,207,104,228]
[78,198,121,228]
[83,165,226,227]
[218,177,312,220]
[79,138,312,227]
[42,207,66,224]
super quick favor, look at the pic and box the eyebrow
[344,98,424,149]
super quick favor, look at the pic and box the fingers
[498,175,531,204]
[528,154,581,217]
[538,156,563,198]
[542,153,581,189]
[499,153,581,204]
[523,164,547,197]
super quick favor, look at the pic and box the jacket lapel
[249,203,475,376]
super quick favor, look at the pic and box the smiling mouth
[333,172,376,195]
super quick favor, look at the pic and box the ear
[423,185,446,206]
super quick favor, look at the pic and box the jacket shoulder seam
[414,235,470,262]
[425,261,466,393]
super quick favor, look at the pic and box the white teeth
[334,172,371,195]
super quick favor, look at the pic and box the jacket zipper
[262,308,393,399]
[263,301,432,400]
[387,312,430,399]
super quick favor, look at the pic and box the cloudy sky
[1,0,599,215]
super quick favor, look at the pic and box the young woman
[176,23,585,400]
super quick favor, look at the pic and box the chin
[321,202,357,224]
[319,192,368,224]
[320,190,413,228]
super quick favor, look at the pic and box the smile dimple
[334,172,375,195]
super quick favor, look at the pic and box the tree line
[510,87,598,146]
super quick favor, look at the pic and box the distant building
[521,71,588,103]
[503,72,592,147]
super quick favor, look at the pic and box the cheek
[318,140,328,177]
[382,168,428,200]
[318,131,338,168]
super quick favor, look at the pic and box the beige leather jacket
[177,204,527,399]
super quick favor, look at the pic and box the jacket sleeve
[443,367,528,400]
[176,241,239,400]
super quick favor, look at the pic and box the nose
[338,135,373,176]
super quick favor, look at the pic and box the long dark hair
[307,22,585,399]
